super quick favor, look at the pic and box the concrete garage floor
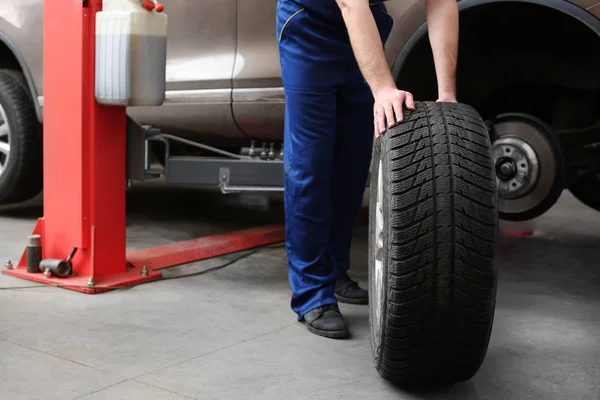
[0,185,599,400]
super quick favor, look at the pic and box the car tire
[3,69,32,100]
[0,69,43,205]
[368,101,498,387]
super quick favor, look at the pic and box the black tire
[0,69,43,205]
[368,101,498,387]
[2,69,32,100]
[569,171,600,212]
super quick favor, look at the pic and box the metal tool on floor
[38,248,78,278]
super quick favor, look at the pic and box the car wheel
[569,170,600,212]
[3,69,32,100]
[488,113,565,221]
[368,101,498,387]
[0,69,43,205]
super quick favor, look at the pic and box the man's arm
[336,0,414,137]
[337,0,460,136]
[426,0,459,102]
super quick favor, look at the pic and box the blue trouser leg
[284,88,339,318]
[329,84,375,276]
[277,0,394,319]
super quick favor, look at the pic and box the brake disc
[489,113,565,221]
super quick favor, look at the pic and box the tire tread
[371,101,498,387]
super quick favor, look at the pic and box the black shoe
[303,304,350,339]
[335,273,368,305]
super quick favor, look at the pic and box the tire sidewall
[369,135,389,369]
[0,74,22,190]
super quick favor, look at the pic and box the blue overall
[277,0,394,319]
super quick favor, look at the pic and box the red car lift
[2,0,285,293]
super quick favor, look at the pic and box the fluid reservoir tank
[95,0,167,106]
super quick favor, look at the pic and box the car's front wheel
[0,69,42,205]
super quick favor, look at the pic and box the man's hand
[337,0,459,135]
[336,0,415,136]
[374,88,415,138]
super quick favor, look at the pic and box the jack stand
[2,0,161,293]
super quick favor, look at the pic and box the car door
[128,0,245,140]
[232,0,285,141]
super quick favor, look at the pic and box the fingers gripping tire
[368,102,498,387]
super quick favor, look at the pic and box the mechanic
[277,0,459,339]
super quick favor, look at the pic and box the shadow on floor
[398,381,482,400]
[0,183,286,235]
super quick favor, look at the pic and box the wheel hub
[0,103,10,178]
[496,158,516,180]
[492,137,539,200]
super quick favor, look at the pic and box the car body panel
[232,0,285,139]
[585,1,600,15]
[574,0,600,9]
[234,0,282,90]
[128,0,244,139]
[0,0,599,143]
[0,0,43,120]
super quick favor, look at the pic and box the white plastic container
[95,0,168,106]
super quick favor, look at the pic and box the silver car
[1,0,600,221]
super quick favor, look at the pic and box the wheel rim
[490,115,559,216]
[373,159,385,348]
[0,103,10,178]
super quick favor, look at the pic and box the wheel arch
[391,0,600,80]
[0,30,42,123]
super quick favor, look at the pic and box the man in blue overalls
[277,0,459,339]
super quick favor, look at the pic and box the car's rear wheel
[488,113,565,221]
[368,101,498,387]
[0,69,43,205]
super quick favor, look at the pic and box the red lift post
[3,0,287,293]
[3,0,159,292]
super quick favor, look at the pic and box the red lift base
[3,266,161,294]
[3,220,285,294]
[2,218,160,294]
